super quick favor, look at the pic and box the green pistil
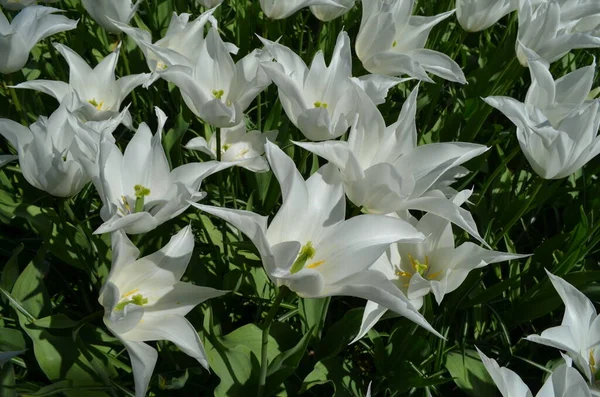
[392,40,397,48]
[134,184,151,213]
[314,101,328,109]
[212,89,225,100]
[290,242,316,274]
[115,294,148,311]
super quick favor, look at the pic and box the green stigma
[290,242,316,274]
[212,89,225,100]
[115,294,148,311]
[134,184,151,213]
[392,40,397,48]
[314,101,328,109]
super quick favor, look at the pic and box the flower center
[212,89,225,100]
[314,101,328,109]
[88,98,104,111]
[114,289,148,311]
[134,184,151,213]
[290,241,325,274]
[156,61,168,70]
[395,254,441,281]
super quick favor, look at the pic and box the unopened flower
[356,0,466,83]
[194,141,444,338]
[16,43,150,125]
[185,122,278,173]
[90,107,218,234]
[310,0,355,21]
[0,6,77,74]
[81,0,140,34]
[0,0,58,10]
[485,47,600,179]
[100,226,227,397]
[260,0,343,20]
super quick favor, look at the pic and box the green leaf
[300,357,364,397]
[0,328,27,352]
[318,308,364,360]
[0,362,17,397]
[32,314,77,329]
[158,369,189,390]
[21,380,112,397]
[0,243,23,296]
[265,328,313,396]
[445,350,497,397]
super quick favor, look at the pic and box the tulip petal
[350,300,388,344]
[120,340,158,397]
[476,347,533,397]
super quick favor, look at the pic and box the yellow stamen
[88,98,104,111]
[122,288,140,298]
[395,270,412,278]
[306,260,325,269]
[590,350,597,374]
[427,270,442,280]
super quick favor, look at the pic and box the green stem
[493,177,545,247]
[215,128,229,260]
[257,287,287,397]
[5,74,25,124]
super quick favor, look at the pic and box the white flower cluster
[0,0,599,396]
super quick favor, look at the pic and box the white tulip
[155,26,270,128]
[0,104,101,197]
[81,0,141,34]
[0,6,77,74]
[15,43,150,126]
[185,122,278,173]
[260,31,404,141]
[260,0,343,20]
[352,197,529,343]
[0,155,17,167]
[526,271,600,384]
[99,226,227,397]
[296,83,489,244]
[456,0,517,32]
[193,141,444,339]
[111,10,216,75]
[90,107,218,235]
[477,348,592,397]
[485,47,600,179]
[310,0,356,22]
[517,0,600,65]
[356,0,466,83]
[196,0,224,7]
[0,0,58,11]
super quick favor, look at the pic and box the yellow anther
[88,98,104,111]
[590,350,597,373]
[395,270,412,278]
[122,288,140,298]
[427,270,442,280]
[408,254,430,276]
[306,260,325,269]
[121,195,132,213]
[156,61,168,70]
[212,89,225,100]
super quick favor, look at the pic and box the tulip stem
[215,128,229,260]
[5,74,25,124]
[257,286,287,397]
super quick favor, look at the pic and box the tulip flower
[352,200,529,343]
[15,43,150,126]
[0,0,58,10]
[259,0,343,20]
[526,271,600,384]
[0,104,105,197]
[196,0,223,7]
[477,348,592,397]
[185,122,278,173]
[111,10,216,75]
[81,0,140,34]
[193,141,444,338]
[155,26,270,128]
[296,83,488,244]
[516,0,600,66]
[99,226,227,397]
[310,0,355,22]
[484,47,600,179]
[260,31,402,141]
[356,0,466,83]
[89,107,217,235]
[0,6,77,74]
[456,0,516,32]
